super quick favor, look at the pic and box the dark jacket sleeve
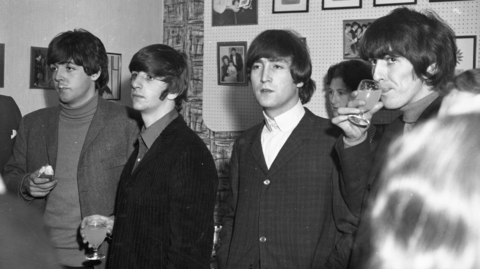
[216,140,239,269]
[167,144,219,269]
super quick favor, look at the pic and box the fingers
[28,178,57,197]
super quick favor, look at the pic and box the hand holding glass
[347,79,381,127]
[84,218,107,260]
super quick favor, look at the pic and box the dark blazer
[0,95,22,174]
[108,116,218,269]
[230,53,243,72]
[336,97,442,269]
[3,97,140,268]
[217,108,352,269]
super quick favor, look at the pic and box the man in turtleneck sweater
[331,8,458,269]
[3,29,140,269]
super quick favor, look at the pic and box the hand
[331,91,384,143]
[80,215,115,248]
[22,168,58,197]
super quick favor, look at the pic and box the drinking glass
[347,79,381,127]
[85,218,107,260]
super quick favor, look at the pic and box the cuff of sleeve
[19,174,34,201]
[343,132,368,149]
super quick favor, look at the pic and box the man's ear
[91,71,101,82]
[167,92,179,100]
[427,63,437,75]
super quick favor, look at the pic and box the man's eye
[387,57,397,63]
[146,75,154,81]
[252,64,261,70]
[369,59,377,65]
[50,65,58,72]
[273,64,284,69]
[130,73,138,80]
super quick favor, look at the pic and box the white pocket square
[11,129,17,139]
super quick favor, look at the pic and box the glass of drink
[84,218,107,260]
[347,79,381,127]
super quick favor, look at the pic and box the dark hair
[345,23,352,27]
[129,44,189,112]
[326,60,372,92]
[439,69,480,96]
[246,29,316,104]
[231,48,236,52]
[359,7,457,88]
[47,28,108,90]
[222,55,230,66]
[352,22,360,29]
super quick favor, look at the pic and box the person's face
[231,49,236,55]
[439,89,480,116]
[372,56,428,109]
[130,71,173,115]
[229,62,234,66]
[328,77,351,117]
[223,58,229,65]
[352,24,359,31]
[250,57,303,118]
[50,61,98,108]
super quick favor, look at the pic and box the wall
[0,0,164,116]
[203,0,480,132]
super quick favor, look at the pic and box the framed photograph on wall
[101,52,122,100]
[455,36,477,71]
[343,19,375,59]
[30,47,54,89]
[217,42,248,86]
[273,0,309,13]
[0,44,4,88]
[323,0,361,10]
[212,0,258,26]
[374,0,416,7]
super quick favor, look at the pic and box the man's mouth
[260,88,273,93]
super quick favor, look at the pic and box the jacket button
[263,179,270,185]
[367,184,371,192]
[259,236,266,242]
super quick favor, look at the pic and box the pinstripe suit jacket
[336,97,442,269]
[218,108,351,269]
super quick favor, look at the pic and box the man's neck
[141,104,176,128]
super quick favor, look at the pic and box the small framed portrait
[212,0,258,26]
[374,0,416,7]
[30,47,54,89]
[323,0,361,10]
[0,44,4,88]
[101,53,122,100]
[273,0,309,13]
[343,19,375,59]
[455,36,477,71]
[217,42,248,86]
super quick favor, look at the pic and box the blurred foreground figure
[439,68,480,116]
[371,113,480,269]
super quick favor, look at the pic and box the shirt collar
[263,100,305,132]
[401,91,439,123]
[140,109,178,149]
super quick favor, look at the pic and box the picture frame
[101,53,122,100]
[343,19,375,59]
[273,0,309,13]
[455,36,477,71]
[374,0,416,7]
[0,44,4,88]
[323,0,361,10]
[217,42,248,86]
[212,0,258,26]
[30,47,54,89]
[429,0,472,2]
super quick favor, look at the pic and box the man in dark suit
[217,29,351,269]
[82,44,218,269]
[331,8,458,269]
[3,29,141,269]
[230,47,244,82]
[0,95,21,174]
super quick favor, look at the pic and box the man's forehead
[256,57,292,64]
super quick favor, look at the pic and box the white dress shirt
[261,100,305,169]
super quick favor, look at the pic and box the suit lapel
[80,97,108,159]
[249,125,269,175]
[266,110,312,177]
[45,106,60,169]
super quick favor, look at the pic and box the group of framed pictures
[323,0,470,10]
[28,47,122,100]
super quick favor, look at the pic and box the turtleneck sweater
[43,95,98,266]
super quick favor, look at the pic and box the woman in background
[370,113,480,269]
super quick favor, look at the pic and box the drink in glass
[85,218,107,260]
[347,79,381,127]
